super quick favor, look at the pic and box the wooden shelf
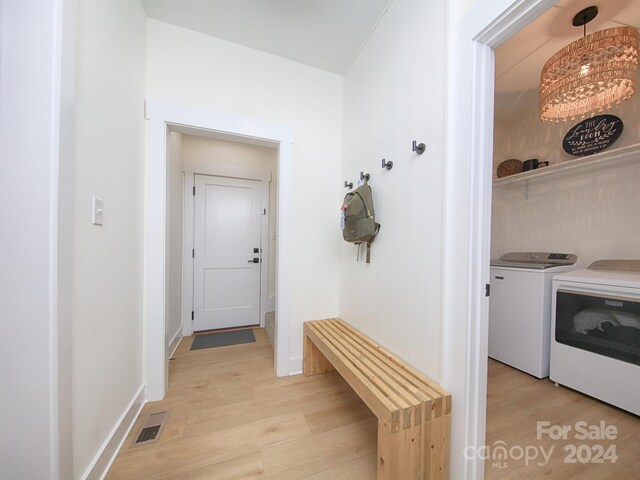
[493,143,640,189]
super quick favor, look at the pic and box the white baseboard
[289,355,302,376]
[83,385,146,480]
[267,294,275,312]
[168,327,183,359]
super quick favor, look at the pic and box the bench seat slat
[327,318,451,416]
[325,319,445,419]
[313,321,418,408]
[312,321,418,429]
[324,320,436,406]
[318,320,432,427]
[327,318,449,398]
[304,323,400,431]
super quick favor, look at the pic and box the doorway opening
[485,0,640,478]
[145,101,294,401]
[171,132,278,339]
[444,1,561,478]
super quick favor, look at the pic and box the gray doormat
[190,329,256,350]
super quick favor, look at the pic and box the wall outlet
[92,197,104,226]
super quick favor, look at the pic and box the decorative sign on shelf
[563,114,623,157]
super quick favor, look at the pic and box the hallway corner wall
[72,0,147,477]
[339,0,447,381]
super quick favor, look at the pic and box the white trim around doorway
[145,100,293,401]
[443,1,558,479]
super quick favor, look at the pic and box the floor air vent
[131,410,170,447]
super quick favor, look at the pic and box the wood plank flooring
[485,359,640,479]
[107,330,377,480]
[107,331,639,479]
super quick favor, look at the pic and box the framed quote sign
[562,115,623,157]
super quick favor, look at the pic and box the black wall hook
[412,140,426,155]
[360,171,370,182]
[381,159,393,170]
[344,180,353,189]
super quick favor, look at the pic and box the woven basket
[496,159,523,178]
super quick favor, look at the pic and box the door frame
[183,170,272,335]
[145,100,293,401]
[443,0,557,478]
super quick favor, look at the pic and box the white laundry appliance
[489,252,578,378]
[551,260,640,416]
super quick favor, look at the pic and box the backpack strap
[365,223,381,264]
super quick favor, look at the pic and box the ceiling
[141,0,393,74]
[142,0,638,117]
[494,0,640,125]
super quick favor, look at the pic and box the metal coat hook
[344,180,353,189]
[360,171,370,182]
[381,159,393,170]
[412,140,426,155]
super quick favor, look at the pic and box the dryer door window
[556,290,640,366]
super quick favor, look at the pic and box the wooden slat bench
[303,318,451,480]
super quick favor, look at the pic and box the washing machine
[551,260,640,415]
[489,252,578,378]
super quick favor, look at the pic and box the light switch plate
[92,197,104,226]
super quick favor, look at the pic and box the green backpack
[340,181,380,263]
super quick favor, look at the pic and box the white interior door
[193,174,262,331]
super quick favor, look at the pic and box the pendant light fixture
[539,6,639,122]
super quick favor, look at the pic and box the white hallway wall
[340,0,447,380]
[0,0,73,477]
[72,0,147,477]
[146,19,343,366]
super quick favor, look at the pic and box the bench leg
[377,420,421,479]
[303,334,335,376]
[424,413,448,480]
[421,416,432,478]
[441,413,451,480]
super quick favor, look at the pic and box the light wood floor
[107,329,377,480]
[485,359,640,479]
[107,330,640,479]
